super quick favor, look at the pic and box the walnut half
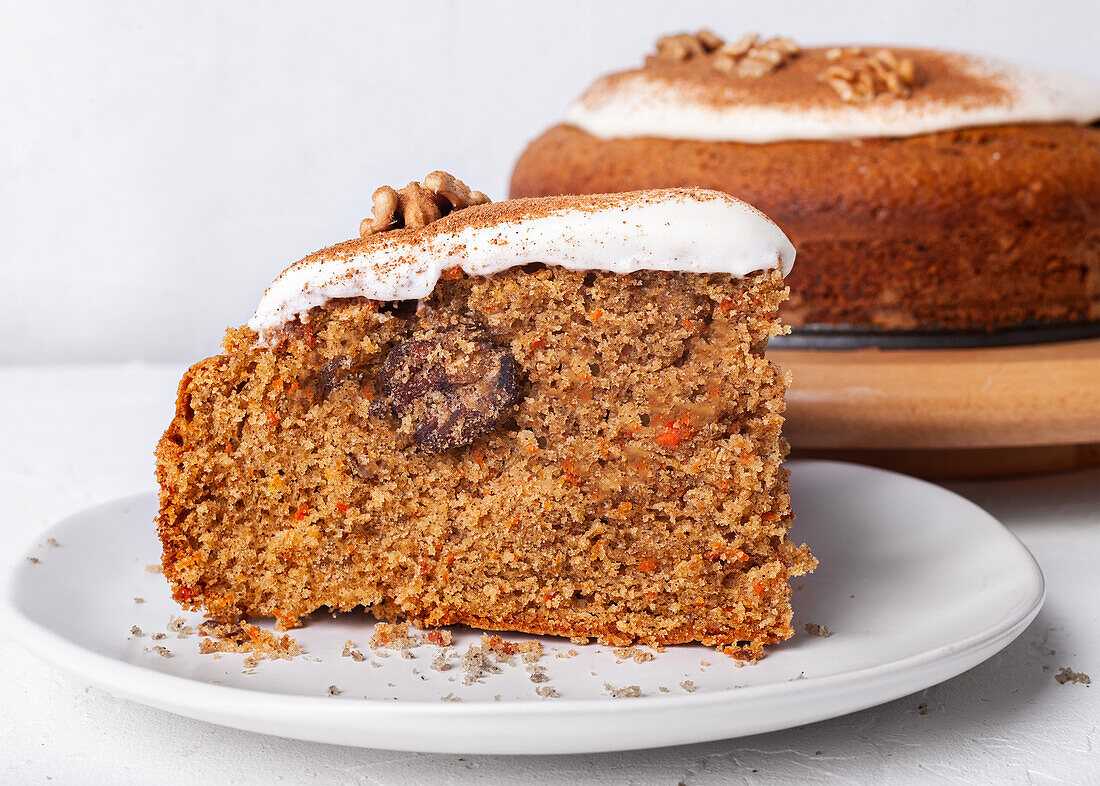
[359,172,490,238]
[650,30,725,62]
[423,171,490,212]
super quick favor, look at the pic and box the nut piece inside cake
[154,185,815,658]
[378,329,521,453]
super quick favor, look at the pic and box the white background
[3,0,1099,364]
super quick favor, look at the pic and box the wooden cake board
[771,338,1100,478]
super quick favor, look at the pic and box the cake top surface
[248,188,795,336]
[565,36,1100,143]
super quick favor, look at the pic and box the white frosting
[565,55,1100,143]
[248,190,794,335]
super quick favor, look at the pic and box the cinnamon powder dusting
[584,45,1012,113]
[267,188,746,294]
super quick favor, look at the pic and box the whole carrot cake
[510,33,1100,334]
[155,174,816,657]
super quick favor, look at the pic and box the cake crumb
[805,622,832,638]
[145,564,162,574]
[1055,667,1091,685]
[441,692,462,702]
[151,632,166,641]
[613,646,655,664]
[680,680,696,692]
[461,639,504,685]
[25,557,39,564]
[369,621,419,650]
[918,702,929,715]
[167,615,195,638]
[535,685,559,698]
[197,620,304,661]
[341,640,365,661]
[455,633,546,681]
[494,694,501,702]
[130,626,143,637]
[659,686,670,693]
[431,648,453,672]
[478,633,544,666]
[327,685,341,696]
[47,538,59,547]
[604,682,643,698]
[401,650,415,660]
[556,649,579,659]
[519,641,545,664]
[699,658,711,667]
[152,645,171,658]
[133,597,144,604]
[424,629,453,647]
[363,622,450,651]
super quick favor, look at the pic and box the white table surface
[1,364,1096,785]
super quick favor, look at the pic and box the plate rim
[0,460,1046,751]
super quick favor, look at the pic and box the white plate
[1,460,1043,755]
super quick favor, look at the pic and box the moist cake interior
[156,187,815,658]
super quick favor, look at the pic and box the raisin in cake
[155,174,816,657]
[510,33,1100,334]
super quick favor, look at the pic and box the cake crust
[510,122,1100,331]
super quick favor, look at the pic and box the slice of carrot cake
[155,173,816,657]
